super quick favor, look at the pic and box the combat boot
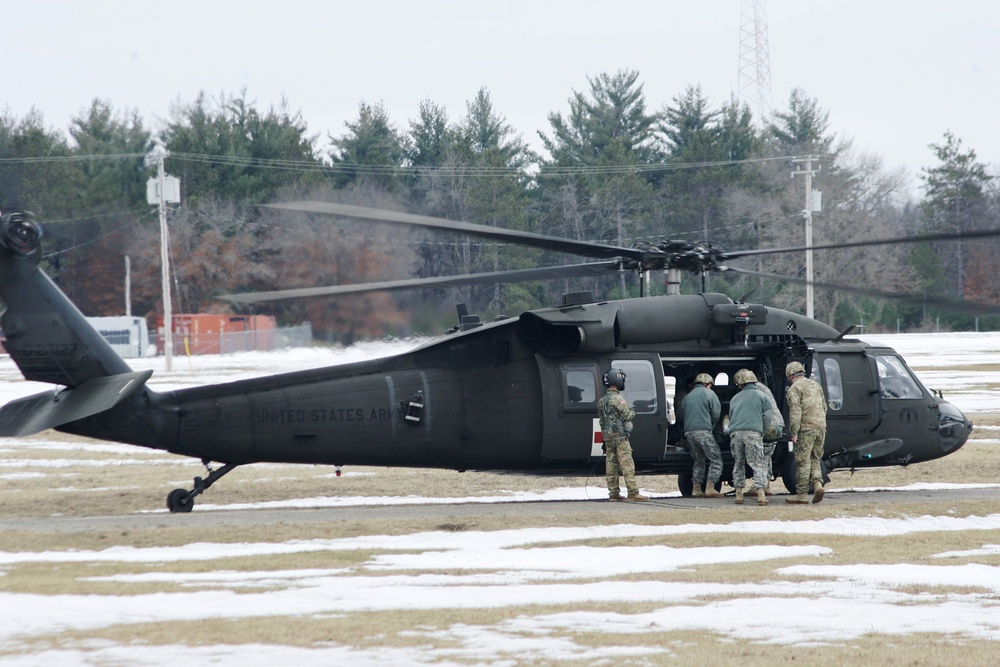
[626,493,649,502]
[609,494,625,502]
[735,488,744,505]
[812,481,825,504]
[763,482,773,496]
[756,488,768,506]
[691,485,705,498]
[704,486,722,499]
[785,494,809,504]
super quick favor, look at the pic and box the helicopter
[0,203,983,511]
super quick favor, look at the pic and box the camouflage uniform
[728,382,772,492]
[599,387,639,499]
[752,382,785,482]
[681,383,722,490]
[730,430,768,491]
[787,374,828,497]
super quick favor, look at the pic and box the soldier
[681,373,723,498]
[748,379,785,497]
[785,361,828,504]
[599,368,648,502]
[728,369,774,506]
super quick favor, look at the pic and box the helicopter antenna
[832,325,858,342]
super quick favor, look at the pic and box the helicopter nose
[937,401,972,454]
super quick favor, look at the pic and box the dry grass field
[1,416,999,664]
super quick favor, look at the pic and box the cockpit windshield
[876,355,923,399]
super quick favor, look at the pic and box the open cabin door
[536,355,669,462]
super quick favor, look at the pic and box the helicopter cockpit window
[563,367,599,406]
[876,355,923,400]
[611,359,658,414]
[822,358,844,411]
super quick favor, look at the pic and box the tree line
[1,70,997,342]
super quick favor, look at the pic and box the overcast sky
[4,1,998,195]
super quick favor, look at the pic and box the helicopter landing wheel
[167,488,194,513]
[677,471,693,497]
[781,456,829,495]
[165,461,240,513]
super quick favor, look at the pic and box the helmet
[694,373,714,386]
[603,368,627,390]
[786,361,806,378]
[734,368,757,387]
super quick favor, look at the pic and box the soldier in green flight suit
[599,368,648,502]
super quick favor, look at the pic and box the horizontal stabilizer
[0,370,153,437]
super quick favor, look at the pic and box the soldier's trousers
[731,430,768,491]
[794,427,826,496]
[687,430,722,486]
[605,437,639,498]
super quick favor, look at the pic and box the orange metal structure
[156,314,277,355]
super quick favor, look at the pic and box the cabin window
[876,355,922,399]
[563,366,599,407]
[610,359,658,414]
[822,358,844,411]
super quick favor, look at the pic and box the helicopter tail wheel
[167,488,194,513]
[165,462,240,513]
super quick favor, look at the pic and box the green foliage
[68,99,151,211]
[329,100,406,192]
[918,131,993,301]
[0,108,76,218]
[164,89,324,205]
[766,87,832,154]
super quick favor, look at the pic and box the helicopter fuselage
[53,294,972,491]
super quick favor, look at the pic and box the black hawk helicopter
[0,204,984,511]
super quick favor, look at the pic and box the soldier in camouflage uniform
[681,373,722,498]
[785,361,828,504]
[599,368,648,502]
[728,369,774,506]
[749,380,785,496]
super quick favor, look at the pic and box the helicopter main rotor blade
[264,201,645,263]
[217,261,625,304]
[723,227,1000,261]
[726,266,1000,315]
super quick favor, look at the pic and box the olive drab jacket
[728,383,775,434]
[599,388,635,442]
[681,384,721,433]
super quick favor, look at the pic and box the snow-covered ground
[1,332,999,664]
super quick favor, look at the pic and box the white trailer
[86,316,149,359]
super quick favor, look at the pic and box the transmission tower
[737,0,773,123]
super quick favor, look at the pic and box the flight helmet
[603,368,627,390]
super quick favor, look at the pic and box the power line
[0,150,807,177]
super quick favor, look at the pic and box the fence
[157,323,313,356]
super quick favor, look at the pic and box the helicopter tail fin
[0,369,153,437]
[0,212,134,388]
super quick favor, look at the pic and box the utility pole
[124,255,131,318]
[791,156,821,319]
[145,142,179,371]
[156,148,173,371]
